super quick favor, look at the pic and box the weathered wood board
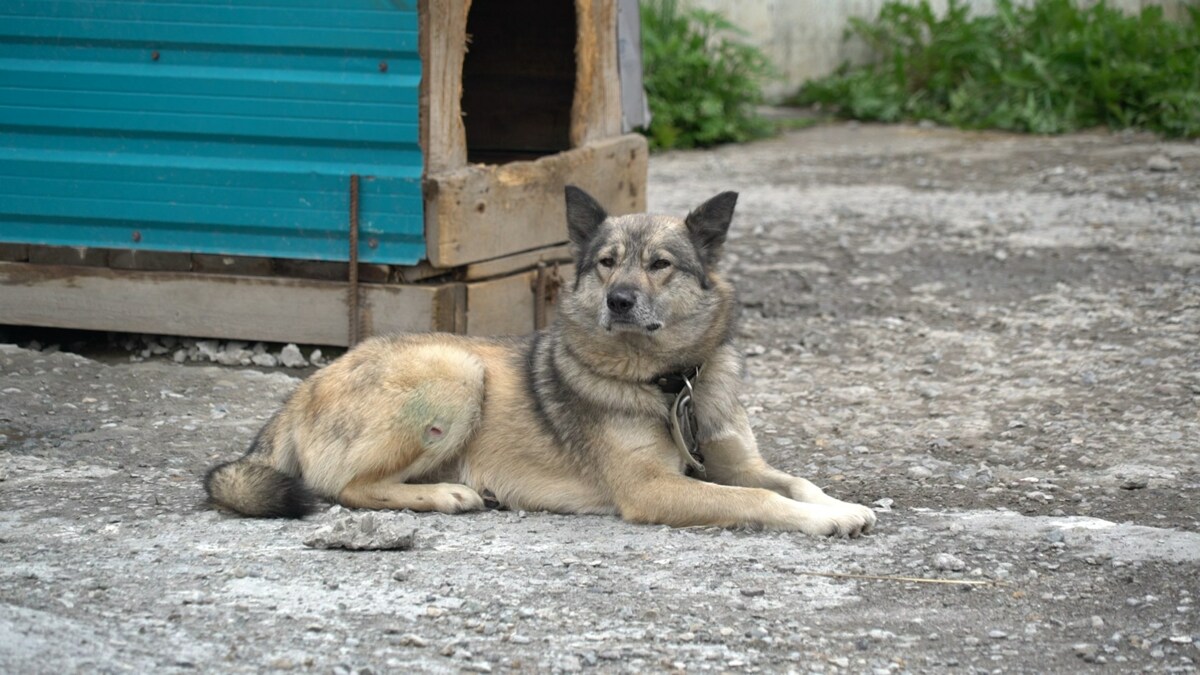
[0,262,457,346]
[465,264,574,336]
[425,134,647,268]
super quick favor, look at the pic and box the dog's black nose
[607,288,637,315]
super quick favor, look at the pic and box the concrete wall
[679,0,1195,102]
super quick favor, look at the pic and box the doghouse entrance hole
[462,1,576,164]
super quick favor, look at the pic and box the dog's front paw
[430,483,485,513]
[791,502,876,538]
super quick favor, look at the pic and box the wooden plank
[617,0,650,131]
[107,250,193,272]
[425,133,647,267]
[271,259,390,284]
[0,244,29,262]
[394,260,451,283]
[465,270,536,337]
[28,245,107,267]
[465,264,574,336]
[571,0,622,147]
[463,244,571,281]
[433,282,467,333]
[192,253,273,277]
[419,0,470,175]
[0,262,446,347]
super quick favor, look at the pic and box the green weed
[793,0,1200,137]
[639,0,775,149]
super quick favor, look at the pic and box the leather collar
[651,365,702,395]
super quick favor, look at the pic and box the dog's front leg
[695,397,877,533]
[603,451,871,536]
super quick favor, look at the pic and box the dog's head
[559,186,737,351]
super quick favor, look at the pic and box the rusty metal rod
[348,174,361,347]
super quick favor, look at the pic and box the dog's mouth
[607,318,663,334]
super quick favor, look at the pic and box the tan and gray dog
[204,187,876,536]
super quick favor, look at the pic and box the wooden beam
[463,244,571,281]
[425,133,647,268]
[571,0,622,147]
[465,264,574,336]
[28,246,107,267]
[0,244,28,262]
[192,253,273,277]
[107,250,193,272]
[0,262,450,347]
[465,269,535,336]
[419,0,471,175]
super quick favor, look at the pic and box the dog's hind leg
[297,342,489,512]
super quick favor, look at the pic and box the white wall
[679,0,1194,101]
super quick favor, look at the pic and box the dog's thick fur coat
[204,188,876,536]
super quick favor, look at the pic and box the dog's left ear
[685,191,738,265]
[564,185,608,252]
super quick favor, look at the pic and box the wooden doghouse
[0,0,648,345]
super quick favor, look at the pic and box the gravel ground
[2,123,1198,674]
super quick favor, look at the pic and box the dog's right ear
[564,185,608,251]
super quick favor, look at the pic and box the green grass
[793,0,1200,138]
[639,0,775,150]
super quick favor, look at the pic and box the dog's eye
[598,257,616,268]
[650,259,672,271]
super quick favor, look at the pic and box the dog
[203,187,877,536]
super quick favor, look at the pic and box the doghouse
[0,0,648,345]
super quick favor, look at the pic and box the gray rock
[278,344,307,368]
[303,511,418,551]
[933,553,966,572]
[1073,642,1100,662]
[908,466,934,480]
[1120,476,1149,490]
[215,348,251,366]
[250,353,278,368]
[1146,154,1179,172]
[195,340,220,362]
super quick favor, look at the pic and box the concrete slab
[2,123,1198,673]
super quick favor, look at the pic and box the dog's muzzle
[603,287,662,333]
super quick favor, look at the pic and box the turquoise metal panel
[0,0,424,264]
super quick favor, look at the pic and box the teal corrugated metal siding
[0,0,424,264]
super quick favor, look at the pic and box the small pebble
[933,553,966,572]
[278,343,308,368]
[1119,476,1148,490]
[1146,154,1179,172]
[908,466,934,480]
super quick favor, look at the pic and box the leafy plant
[793,0,1200,138]
[639,0,775,149]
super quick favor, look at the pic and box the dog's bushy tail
[204,460,316,518]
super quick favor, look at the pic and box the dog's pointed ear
[685,191,738,265]
[564,185,608,251]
